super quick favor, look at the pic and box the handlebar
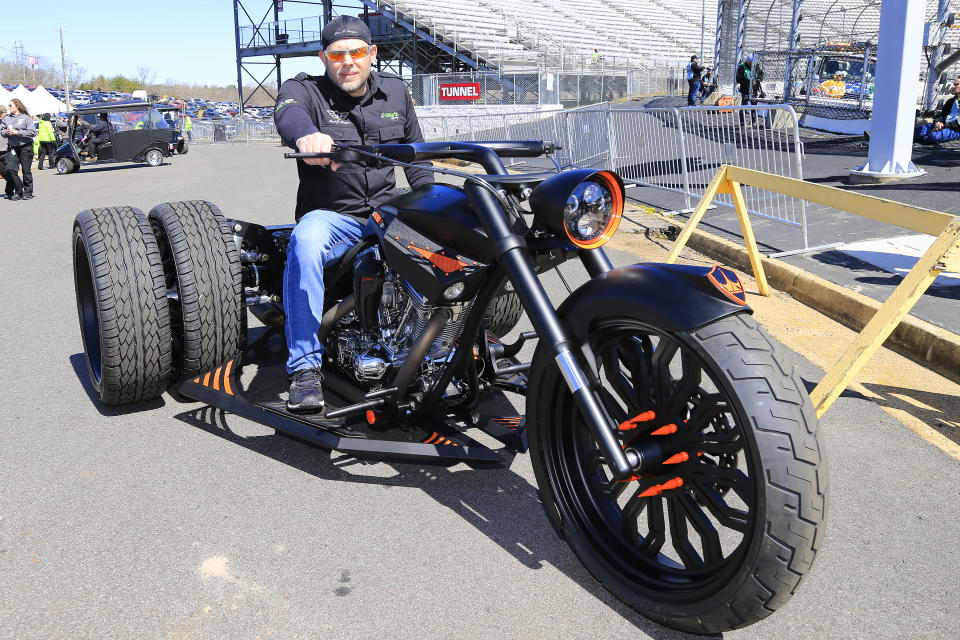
[284,140,561,175]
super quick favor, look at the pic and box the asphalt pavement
[1,144,958,639]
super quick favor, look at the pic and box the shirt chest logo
[380,111,400,122]
[326,109,349,123]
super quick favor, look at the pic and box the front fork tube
[580,246,614,277]
[466,183,639,478]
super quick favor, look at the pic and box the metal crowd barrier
[186,104,807,249]
[421,104,809,251]
[191,119,281,144]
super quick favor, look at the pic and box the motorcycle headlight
[529,169,624,249]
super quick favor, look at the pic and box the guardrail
[667,164,960,417]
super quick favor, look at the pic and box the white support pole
[849,0,926,183]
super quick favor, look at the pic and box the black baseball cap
[321,16,372,49]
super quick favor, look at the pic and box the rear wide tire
[72,207,173,405]
[148,201,243,386]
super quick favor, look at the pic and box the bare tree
[135,64,155,87]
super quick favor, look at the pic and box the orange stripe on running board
[212,367,222,391]
[203,373,211,387]
[423,432,438,444]
[223,360,234,395]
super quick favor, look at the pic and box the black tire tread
[148,200,242,383]
[483,290,523,336]
[73,207,172,405]
[676,313,829,631]
[528,312,828,634]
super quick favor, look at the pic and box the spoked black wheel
[529,313,827,633]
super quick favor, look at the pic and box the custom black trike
[71,141,827,633]
[55,100,174,174]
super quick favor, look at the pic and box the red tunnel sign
[439,83,481,100]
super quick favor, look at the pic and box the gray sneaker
[287,367,325,413]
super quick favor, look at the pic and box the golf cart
[55,101,174,174]
[156,104,188,154]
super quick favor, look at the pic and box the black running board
[177,358,503,465]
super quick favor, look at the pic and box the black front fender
[557,262,751,343]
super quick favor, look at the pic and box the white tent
[0,86,11,106]
[28,86,67,115]
[10,85,32,102]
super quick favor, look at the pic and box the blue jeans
[914,123,960,144]
[687,79,701,106]
[283,209,373,374]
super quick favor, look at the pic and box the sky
[0,0,364,87]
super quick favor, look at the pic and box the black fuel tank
[386,183,492,261]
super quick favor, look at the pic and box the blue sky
[1,0,364,86]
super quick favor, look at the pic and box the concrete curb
[677,225,960,386]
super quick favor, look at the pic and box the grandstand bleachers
[377,0,717,71]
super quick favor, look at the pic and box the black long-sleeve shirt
[274,70,434,221]
[937,96,959,130]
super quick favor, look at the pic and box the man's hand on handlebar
[296,132,340,170]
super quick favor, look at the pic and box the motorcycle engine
[329,247,472,393]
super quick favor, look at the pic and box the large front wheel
[528,313,828,633]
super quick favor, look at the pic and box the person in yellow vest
[36,114,59,170]
[183,114,193,141]
[135,118,146,130]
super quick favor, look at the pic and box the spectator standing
[183,113,193,141]
[736,57,765,125]
[592,49,601,65]
[686,55,704,106]
[36,114,58,170]
[1,99,36,200]
[700,67,715,102]
[0,105,12,200]
[273,15,434,412]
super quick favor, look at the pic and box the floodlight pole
[850,0,926,184]
[234,1,244,115]
[59,27,71,111]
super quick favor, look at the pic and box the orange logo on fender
[707,265,747,305]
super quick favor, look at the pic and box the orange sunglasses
[324,46,370,62]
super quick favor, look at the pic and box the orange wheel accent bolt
[637,476,684,498]
[663,451,690,465]
[618,410,656,431]
[650,423,678,436]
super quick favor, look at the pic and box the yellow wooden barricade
[666,164,960,417]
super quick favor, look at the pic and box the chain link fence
[752,44,876,122]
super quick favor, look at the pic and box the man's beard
[332,69,369,95]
